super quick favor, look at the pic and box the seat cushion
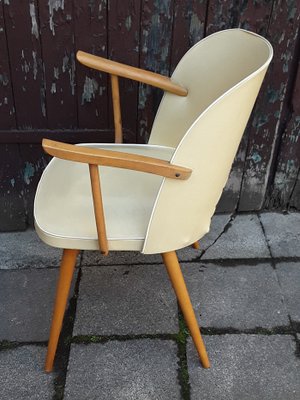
[34,144,174,251]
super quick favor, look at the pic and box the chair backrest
[143,29,273,254]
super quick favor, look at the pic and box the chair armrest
[43,139,192,180]
[76,51,188,97]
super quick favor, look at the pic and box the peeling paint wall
[0,0,299,230]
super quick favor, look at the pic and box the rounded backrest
[143,29,273,254]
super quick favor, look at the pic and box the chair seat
[34,143,174,251]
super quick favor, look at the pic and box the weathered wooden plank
[108,0,141,141]
[290,172,300,209]
[39,0,77,128]
[206,0,271,35]
[138,0,174,143]
[268,56,300,209]
[3,0,46,128]
[19,144,49,226]
[0,1,15,128]
[0,2,26,230]
[170,0,207,73]
[74,0,108,131]
[0,144,26,231]
[239,0,300,210]
[206,0,274,212]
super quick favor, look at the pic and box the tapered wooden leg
[45,249,79,372]
[192,241,200,250]
[162,251,210,368]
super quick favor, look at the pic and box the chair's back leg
[45,249,79,372]
[161,251,210,368]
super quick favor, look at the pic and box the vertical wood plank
[239,0,300,210]
[206,0,271,35]
[0,144,26,230]
[74,0,109,131]
[0,2,25,230]
[19,144,49,226]
[39,0,77,128]
[108,0,141,142]
[268,56,300,208]
[138,0,174,143]
[0,1,16,128]
[170,0,207,73]
[205,0,275,212]
[3,0,46,128]
[290,172,300,209]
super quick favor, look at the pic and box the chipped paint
[48,0,65,35]
[51,82,56,93]
[29,2,39,39]
[81,76,98,104]
[189,13,202,44]
[4,0,10,4]
[53,67,59,79]
[125,15,132,31]
[32,51,38,80]
[251,151,262,164]
[10,178,15,187]
[23,162,35,185]
[0,74,9,86]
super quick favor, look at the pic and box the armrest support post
[110,74,123,143]
[89,164,109,255]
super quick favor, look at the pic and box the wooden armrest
[76,51,188,97]
[43,139,192,180]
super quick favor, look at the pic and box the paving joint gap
[0,340,47,351]
[52,267,82,400]
[199,212,236,260]
[72,333,178,344]
[176,310,191,400]
[258,213,274,259]
[200,326,294,335]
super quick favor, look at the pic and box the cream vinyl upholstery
[34,29,273,254]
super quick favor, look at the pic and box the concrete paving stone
[260,212,300,257]
[0,345,55,400]
[0,229,65,269]
[64,340,180,400]
[187,335,300,400]
[202,214,270,259]
[0,269,77,341]
[73,265,178,335]
[276,262,300,322]
[182,263,289,329]
[81,213,233,266]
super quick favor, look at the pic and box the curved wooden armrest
[43,139,192,180]
[76,51,188,97]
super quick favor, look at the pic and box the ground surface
[0,212,299,400]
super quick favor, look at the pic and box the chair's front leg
[45,249,79,372]
[161,251,210,368]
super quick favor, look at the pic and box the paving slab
[0,230,64,269]
[182,263,289,329]
[64,340,180,400]
[73,265,178,336]
[81,214,232,266]
[276,262,300,322]
[260,212,300,257]
[202,214,270,259]
[0,345,55,400]
[0,269,77,341]
[187,335,300,400]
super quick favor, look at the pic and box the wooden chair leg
[192,241,200,250]
[162,251,210,368]
[45,249,79,372]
